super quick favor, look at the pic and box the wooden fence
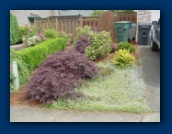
[34,12,137,41]
[114,12,137,23]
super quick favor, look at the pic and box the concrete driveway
[139,45,160,113]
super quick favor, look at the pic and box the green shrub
[58,31,71,42]
[10,13,19,45]
[44,29,58,39]
[91,10,104,16]
[75,26,92,42]
[112,49,135,67]
[17,38,66,71]
[10,49,30,91]
[85,31,112,60]
[18,25,37,43]
[117,42,135,54]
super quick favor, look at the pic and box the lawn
[45,62,151,113]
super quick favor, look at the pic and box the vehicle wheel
[150,38,158,51]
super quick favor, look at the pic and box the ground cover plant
[25,49,99,103]
[46,62,151,113]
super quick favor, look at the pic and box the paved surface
[10,43,27,50]
[10,105,160,122]
[10,45,160,122]
[139,45,160,113]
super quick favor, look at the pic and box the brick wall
[137,10,152,22]
[10,10,59,26]
[135,10,152,43]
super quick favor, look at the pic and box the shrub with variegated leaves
[85,31,112,60]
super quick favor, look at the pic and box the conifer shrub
[112,49,135,67]
[75,35,90,54]
[10,13,19,45]
[25,49,99,103]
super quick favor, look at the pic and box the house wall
[10,10,59,26]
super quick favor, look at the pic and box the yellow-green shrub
[112,49,135,67]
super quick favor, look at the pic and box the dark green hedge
[10,49,30,91]
[10,13,19,45]
[17,38,66,71]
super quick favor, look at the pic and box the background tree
[10,13,19,45]
[91,10,104,16]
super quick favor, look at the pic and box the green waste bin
[138,23,152,45]
[114,21,132,42]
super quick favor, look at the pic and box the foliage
[117,42,135,54]
[44,29,58,39]
[46,62,151,113]
[17,38,66,71]
[75,35,90,54]
[58,31,71,42]
[25,48,99,103]
[112,49,135,67]
[27,36,40,46]
[27,33,46,46]
[75,26,92,42]
[10,13,19,45]
[91,10,104,16]
[10,49,30,91]
[18,25,37,43]
[85,31,112,60]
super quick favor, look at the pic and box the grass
[45,62,151,113]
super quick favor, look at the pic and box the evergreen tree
[10,13,19,45]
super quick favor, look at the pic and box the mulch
[10,87,41,107]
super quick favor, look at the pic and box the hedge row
[10,49,30,91]
[17,38,66,71]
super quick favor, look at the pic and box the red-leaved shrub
[25,48,98,103]
[75,34,90,54]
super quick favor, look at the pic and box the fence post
[12,61,20,90]
[80,16,83,27]
[34,19,37,30]
[56,18,58,32]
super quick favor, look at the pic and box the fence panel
[34,12,137,42]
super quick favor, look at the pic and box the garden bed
[10,43,151,113]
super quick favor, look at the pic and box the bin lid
[132,23,137,28]
[138,22,152,26]
[114,21,132,24]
